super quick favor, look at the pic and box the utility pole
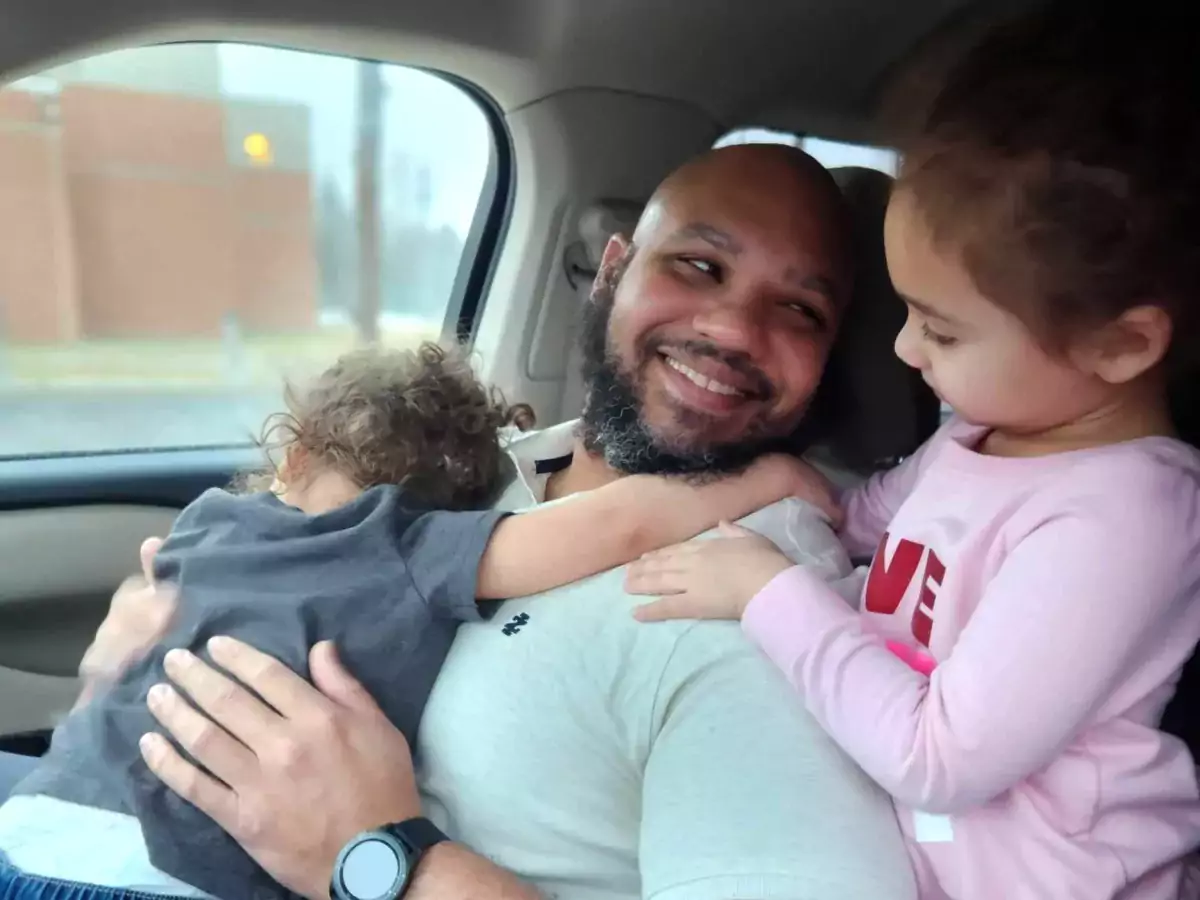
[354,60,384,344]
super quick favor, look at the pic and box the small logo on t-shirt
[502,613,530,636]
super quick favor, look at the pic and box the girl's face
[883,188,1122,438]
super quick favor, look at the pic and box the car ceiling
[3,0,1036,138]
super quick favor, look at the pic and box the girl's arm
[740,468,1197,814]
[476,455,825,600]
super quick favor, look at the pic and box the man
[5,144,917,899]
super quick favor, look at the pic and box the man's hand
[76,537,176,708]
[140,638,421,900]
[626,521,794,622]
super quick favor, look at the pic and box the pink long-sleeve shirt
[743,419,1200,899]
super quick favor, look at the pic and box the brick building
[0,55,316,344]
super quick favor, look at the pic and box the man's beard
[576,258,808,479]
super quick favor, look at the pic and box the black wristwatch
[330,817,448,900]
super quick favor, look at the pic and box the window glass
[715,127,899,175]
[0,44,498,458]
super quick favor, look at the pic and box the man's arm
[140,637,541,900]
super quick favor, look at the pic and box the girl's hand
[625,522,795,622]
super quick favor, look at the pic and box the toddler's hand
[625,521,794,621]
[752,454,843,528]
[77,537,177,708]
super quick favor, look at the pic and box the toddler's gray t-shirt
[13,484,507,900]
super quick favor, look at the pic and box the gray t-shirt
[13,485,507,900]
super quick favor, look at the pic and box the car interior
[1,0,1198,832]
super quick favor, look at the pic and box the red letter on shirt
[865,533,925,616]
[911,551,945,647]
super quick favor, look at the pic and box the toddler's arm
[476,455,831,599]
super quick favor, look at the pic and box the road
[0,388,283,458]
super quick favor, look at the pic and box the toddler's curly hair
[256,342,533,509]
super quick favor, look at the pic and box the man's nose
[893,313,926,370]
[691,298,762,354]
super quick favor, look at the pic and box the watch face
[338,835,407,900]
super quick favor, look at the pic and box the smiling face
[577,145,852,476]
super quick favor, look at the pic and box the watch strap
[388,816,448,858]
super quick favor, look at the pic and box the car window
[714,127,899,175]
[0,44,503,459]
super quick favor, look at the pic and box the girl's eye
[922,323,957,347]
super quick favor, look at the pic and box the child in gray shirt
[0,342,814,900]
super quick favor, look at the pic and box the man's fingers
[147,682,258,787]
[206,637,329,722]
[140,537,165,586]
[310,641,380,716]
[161,648,282,750]
[139,731,239,828]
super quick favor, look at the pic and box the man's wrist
[411,840,454,880]
[404,841,543,900]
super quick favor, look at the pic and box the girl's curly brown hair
[254,342,534,510]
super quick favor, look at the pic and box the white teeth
[664,357,742,396]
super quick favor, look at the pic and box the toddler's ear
[276,444,310,488]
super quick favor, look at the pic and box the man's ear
[1075,304,1173,385]
[589,234,632,301]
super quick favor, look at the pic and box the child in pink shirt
[625,5,1200,899]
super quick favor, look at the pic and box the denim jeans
[0,854,178,900]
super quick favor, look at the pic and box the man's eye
[681,258,720,278]
[786,302,827,329]
[921,323,957,347]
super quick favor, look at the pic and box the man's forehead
[644,175,837,245]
